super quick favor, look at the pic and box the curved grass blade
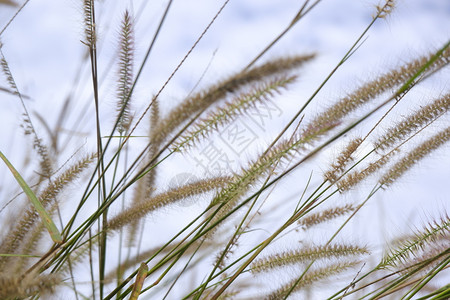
[129,263,148,300]
[0,151,63,244]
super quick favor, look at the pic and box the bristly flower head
[379,126,450,186]
[376,0,396,19]
[116,10,134,134]
[83,0,96,47]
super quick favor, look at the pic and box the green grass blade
[129,263,148,300]
[0,151,63,244]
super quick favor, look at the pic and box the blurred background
[0,0,449,298]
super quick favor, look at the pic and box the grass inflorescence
[0,0,449,299]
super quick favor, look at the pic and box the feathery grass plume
[145,97,161,194]
[126,145,163,247]
[58,180,227,280]
[0,86,25,97]
[2,2,450,299]
[125,175,149,247]
[37,152,95,208]
[149,95,160,134]
[337,150,395,192]
[206,120,339,240]
[379,215,450,269]
[376,0,396,19]
[0,56,18,93]
[324,138,363,183]
[0,273,60,299]
[14,156,95,268]
[107,176,232,231]
[83,0,95,48]
[115,10,134,134]
[379,126,450,186]
[103,234,224,283]
[126,103,162,247]
[297,204,356,230]
[0,0,17,7]
[265,261,360,300]
[375,93,450,151]
[304,48,450,139]
[151,54,315,144]
[214,236,238,271]
[1,51,53,177]
[143,96,162,195]
[210,117,339,209]
[173,75,297,151]
[397,237,449,277]
[251,244,368,274]
[10,218,51,274]
[0,153,94,267]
